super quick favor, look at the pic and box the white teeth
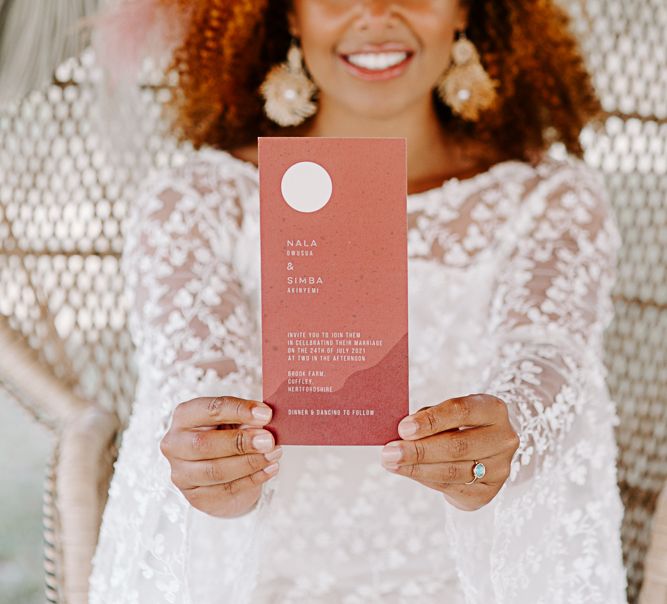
[345,51,409,71]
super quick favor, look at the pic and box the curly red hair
[158,0,602,161]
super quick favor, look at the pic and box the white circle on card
[280,161,332,213]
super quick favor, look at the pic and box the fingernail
[252,432,273,452]
[264,446,283,462]
[252,405,272,422]
[382,442,402,463]
[398,419,417,438]
[264,462,279,474]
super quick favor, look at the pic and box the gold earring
[436,32,499,122]
[259,39,318,127]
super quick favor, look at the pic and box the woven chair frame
[0,1,666,601]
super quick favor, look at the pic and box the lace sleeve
[479,158,622,485]
[90,161,276,602]
[442,159,627,603]
[124,161,273,506]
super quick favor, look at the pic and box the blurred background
[0,1,666,603]
[1,399,52,603]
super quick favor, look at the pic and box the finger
[382,423,516,465]
[161,427,276,461]
[171,447,284,489]
[411,477,499,511]
[440,481,499,510]
[382,454,508,486]
[398,394,507,439]
[441,482,497,511]
[184,462,281,509]
[173,395,273,429]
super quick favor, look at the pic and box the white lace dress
[88,146,629,604]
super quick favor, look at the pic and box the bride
[89,0,628,602]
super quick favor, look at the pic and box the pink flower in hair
[89,0,190,87]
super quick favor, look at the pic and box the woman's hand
[160,395,282,518]
[380,393,520,511]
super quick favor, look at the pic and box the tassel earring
[259,39,318,127]
[436,32,499,122]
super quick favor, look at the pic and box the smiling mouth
[338,50,415,81]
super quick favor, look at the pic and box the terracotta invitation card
[259,137,408,446]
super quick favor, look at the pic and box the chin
[341,95,416,121]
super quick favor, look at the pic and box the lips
[339,46,414,81]
[339,41,415,54]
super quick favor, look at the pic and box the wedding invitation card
[259,137,408,445]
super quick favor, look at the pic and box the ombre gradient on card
[259,137,409,445]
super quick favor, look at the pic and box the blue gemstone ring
[465,461,486,485]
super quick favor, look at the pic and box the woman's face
[288,0,469,119]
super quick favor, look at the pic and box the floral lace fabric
[88,147,628,603]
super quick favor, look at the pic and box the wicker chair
[0,1,666,602]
